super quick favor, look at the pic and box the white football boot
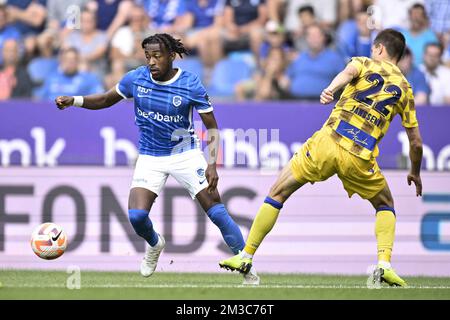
[242,266,260,285]
[140,234,165,277]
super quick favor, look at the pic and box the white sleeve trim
[115,83,129,99]
[197,106,214,113]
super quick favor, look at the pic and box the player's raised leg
[196,188,260,284]
[368,184,406,287]
[197,189,246,255]
[167,146,259,283]
[128,187,165,277]
[219,163,305,273]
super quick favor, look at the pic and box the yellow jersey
[325,56,418,160]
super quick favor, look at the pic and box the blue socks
[128,209,159,247]
[130,204,244,254]
[207,203,245,254]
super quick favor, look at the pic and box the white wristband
[73,96,84,107]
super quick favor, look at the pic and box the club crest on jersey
[196,168,205,178]
[173,95,182,107]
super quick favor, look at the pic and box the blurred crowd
[0,0,449,105]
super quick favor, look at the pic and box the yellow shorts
[290,128,386,200]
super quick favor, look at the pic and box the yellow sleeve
[347,57,366,77]
[401,86,418,128]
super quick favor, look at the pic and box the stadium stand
[0,0,447,105]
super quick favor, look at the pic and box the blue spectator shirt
[186,0,223,28]
[287,49,345,98]
[259,41,290,59]
[425,0,450,34]
[337,20,372,59]
[138,0,186,29]
[402,28,439,66]
[406,65,431,96]
[96,0,121,31]
[7,0,46,35]
[225,0,265,26]
[37,70,104,100]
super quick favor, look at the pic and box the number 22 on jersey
[354,73,402,117]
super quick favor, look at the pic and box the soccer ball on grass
[31,222,67,260]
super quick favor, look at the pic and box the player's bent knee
[209,191,221,205]
[369,187,394,210]
[268,171,302,204]
[196,189,221,212]
[128,188,156,211]
[206,203,225,222]
[371,197,394,210]
[268,186,289,204]
[128,209,149,230]
[268,184,283,202]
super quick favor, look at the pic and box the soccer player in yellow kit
[219,29,423,287]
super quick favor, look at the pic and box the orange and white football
[30,223,67,260]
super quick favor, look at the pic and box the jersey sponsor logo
[137,107,183,123]
[172,95,182,107]
[137,86,152,98]
[137,86,152,94]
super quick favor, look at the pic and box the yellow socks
[243,201,396,267]
[244,197,283,256]
[375,208,396,265]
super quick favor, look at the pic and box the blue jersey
[186,0,223,28]
[7,0,46,35]
[138,0,186,29]
[96,0,121,31]
[116,66,213,156]
[225,0,265,26]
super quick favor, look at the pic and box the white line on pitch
[3,284,450,289]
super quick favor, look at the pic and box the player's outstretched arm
[199,111,220,193]
[405,126,423,196]
[320,64,359,104]
[55,87,124,110]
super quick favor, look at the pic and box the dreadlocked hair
[141,33,189,58]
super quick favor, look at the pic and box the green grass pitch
[1,270,450,300]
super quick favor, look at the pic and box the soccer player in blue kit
[55,34,259,285]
